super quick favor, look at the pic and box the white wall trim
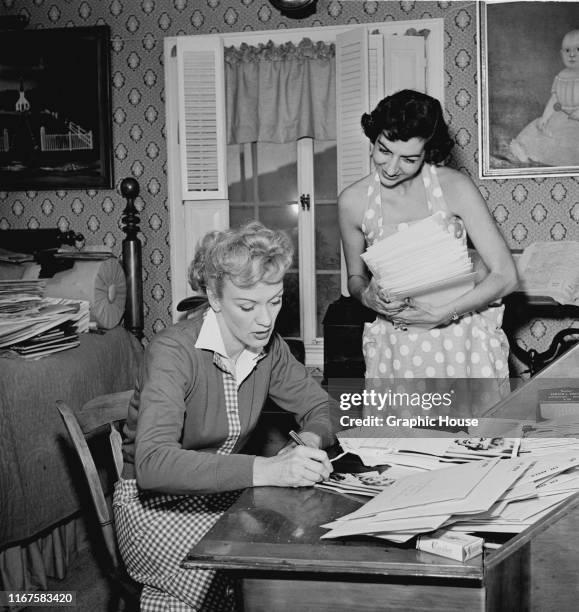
[164,38,188,322]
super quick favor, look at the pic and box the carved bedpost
[120,177,144,340]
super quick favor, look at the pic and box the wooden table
[182,344,579,612]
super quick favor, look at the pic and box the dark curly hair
[361,89,454,164]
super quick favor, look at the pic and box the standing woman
[338,90,518,382]
[114,221,334,611]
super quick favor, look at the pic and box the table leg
[484,543,531,612]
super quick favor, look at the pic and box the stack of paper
[0,279,45,299]
[360,212,475,305]
[0,296,89,347]
[54,244,116,261]
[0,280,89,358]
[9,324,81,359]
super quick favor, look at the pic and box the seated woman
[113,221,334,611]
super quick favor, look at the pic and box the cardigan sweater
[122,308,334,495]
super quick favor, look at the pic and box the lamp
[269,0,318,18]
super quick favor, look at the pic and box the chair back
[57,390,133,569]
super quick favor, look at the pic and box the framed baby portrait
[478,1,579,178]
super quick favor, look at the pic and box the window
[164,19,443,366]
[228,139,340,345]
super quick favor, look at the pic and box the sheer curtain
[224,38,336,145]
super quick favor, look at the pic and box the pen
[289,430,346,463]
[289,429,306,446]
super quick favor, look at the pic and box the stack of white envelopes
[361,212,476,305]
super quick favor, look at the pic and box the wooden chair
[57,391,141,611]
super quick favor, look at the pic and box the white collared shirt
[195,308,262,388]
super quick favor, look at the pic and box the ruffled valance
[224,38,335,64]
[225,38,336,144]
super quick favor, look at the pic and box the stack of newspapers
[0,279,89,358]
[319,423,579,542]
[360,212,476,304]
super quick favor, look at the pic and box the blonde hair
[189,221,293,297]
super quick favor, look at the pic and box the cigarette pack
[416,530,483,562]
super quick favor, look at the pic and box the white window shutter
[335,28,371,196]
[383,35,426,96]
[176,37,227,200]
[368,32,385,113]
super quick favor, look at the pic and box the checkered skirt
[114,480,240,611]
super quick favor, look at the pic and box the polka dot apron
[361,164,510,387]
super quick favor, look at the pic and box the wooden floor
[24,503,579,612]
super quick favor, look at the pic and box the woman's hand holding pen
[253,445,332,488]
[277,430,321,454]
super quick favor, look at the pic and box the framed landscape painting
[478,1,579,178]
[0,25,113,190]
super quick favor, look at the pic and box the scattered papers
[336,428,519,467]
[321,459,531,541]
[315,465,420,497]
[322,424,579,546]
[360,211,475,304]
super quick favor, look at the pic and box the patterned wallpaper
[0,0,577,354]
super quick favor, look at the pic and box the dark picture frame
[0,25,113,190]
[478,1,579,179]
